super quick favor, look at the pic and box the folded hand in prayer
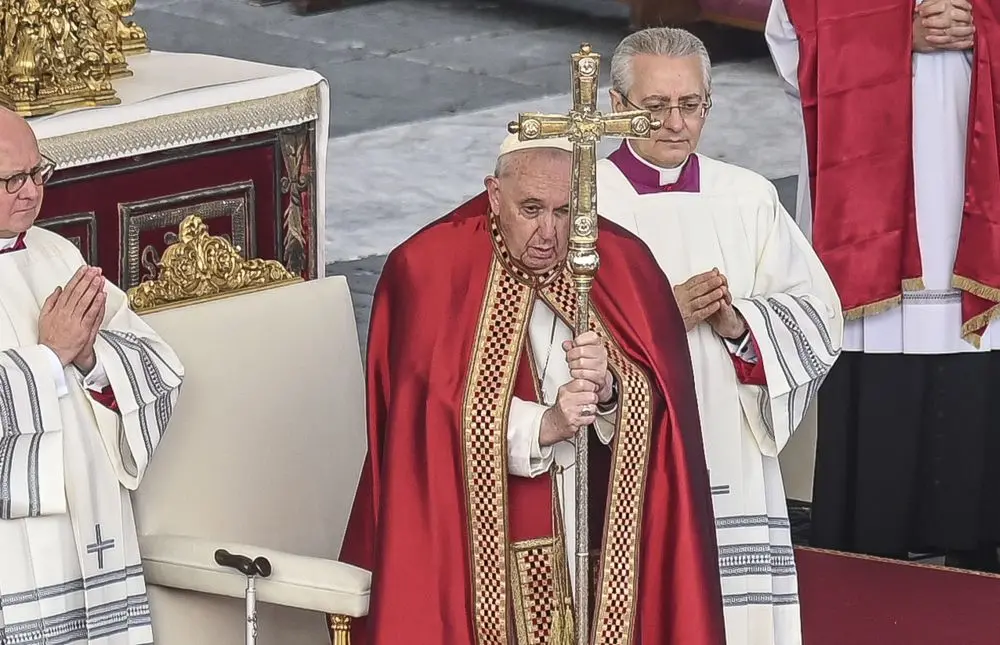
[38,265,107,371]
[674,269,725,327]
[707,292,747,342]
[675,268,747,340]
[914,0,975,52]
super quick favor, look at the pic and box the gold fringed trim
[952,274,1000,349]
[952,274,1000,303]
[842,277,926,321]
[843,294,901,321]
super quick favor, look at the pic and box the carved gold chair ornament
[1,0,150,116]
[127,214,301,314]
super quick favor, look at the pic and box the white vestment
[765,0,994,353]
[0,227,184,644]
[596,150,843,645]
[506,299,616,596]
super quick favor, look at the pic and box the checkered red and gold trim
[510,537,562,645]
[461,258,533,645]
[464,231,652,644]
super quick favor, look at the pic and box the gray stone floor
[137,0,771,135]
[134,0,790,341]
[335,255,386,345]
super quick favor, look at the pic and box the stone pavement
[137,0,771,135]
[334,255,386,348]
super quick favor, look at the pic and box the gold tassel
[561,600,575,645]
[549,463,576,645]
[551,602,564,645]
[549,597,574,645]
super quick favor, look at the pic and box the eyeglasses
[2,156,56,194]
[618,93,712,120]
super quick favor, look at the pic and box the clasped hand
[539,331,612,448]
[38,266,107,373]
[915,0,975,52]
[674,268,747,339]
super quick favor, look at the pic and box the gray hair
[493,147,570,179]
[610,27,713,98]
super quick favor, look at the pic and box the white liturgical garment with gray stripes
[0,226,184,645]
[597,152,844,645]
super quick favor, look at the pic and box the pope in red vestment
[338,135,726,645]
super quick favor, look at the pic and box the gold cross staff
[506,43,660,645]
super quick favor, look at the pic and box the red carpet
[796,546,1000,644]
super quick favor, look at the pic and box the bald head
[0,107,47,237]
[0,107,37,159]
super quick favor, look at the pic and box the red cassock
[339,192,726,645]
[784,0,1000,345]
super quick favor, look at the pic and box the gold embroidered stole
[461,251,654,645]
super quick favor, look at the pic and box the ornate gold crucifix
[506,43,659,645]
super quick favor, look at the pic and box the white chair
[127,215,370,645]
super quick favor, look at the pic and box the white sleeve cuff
[594,414,616,445]
[508,398,554,477]
[530,432,555,465]
[41,346,69,398]
[78,358,111,392]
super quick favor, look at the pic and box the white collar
[626,140,690,186]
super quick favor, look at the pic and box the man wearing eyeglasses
[0,107,184,644]
[596,27,844,645]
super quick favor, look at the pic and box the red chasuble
[784,0,1000,345]
[339,192,725,645]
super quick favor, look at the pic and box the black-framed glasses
[617,92,712,120]
[2,155,56,194]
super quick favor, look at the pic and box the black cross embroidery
[86,524,115,569]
